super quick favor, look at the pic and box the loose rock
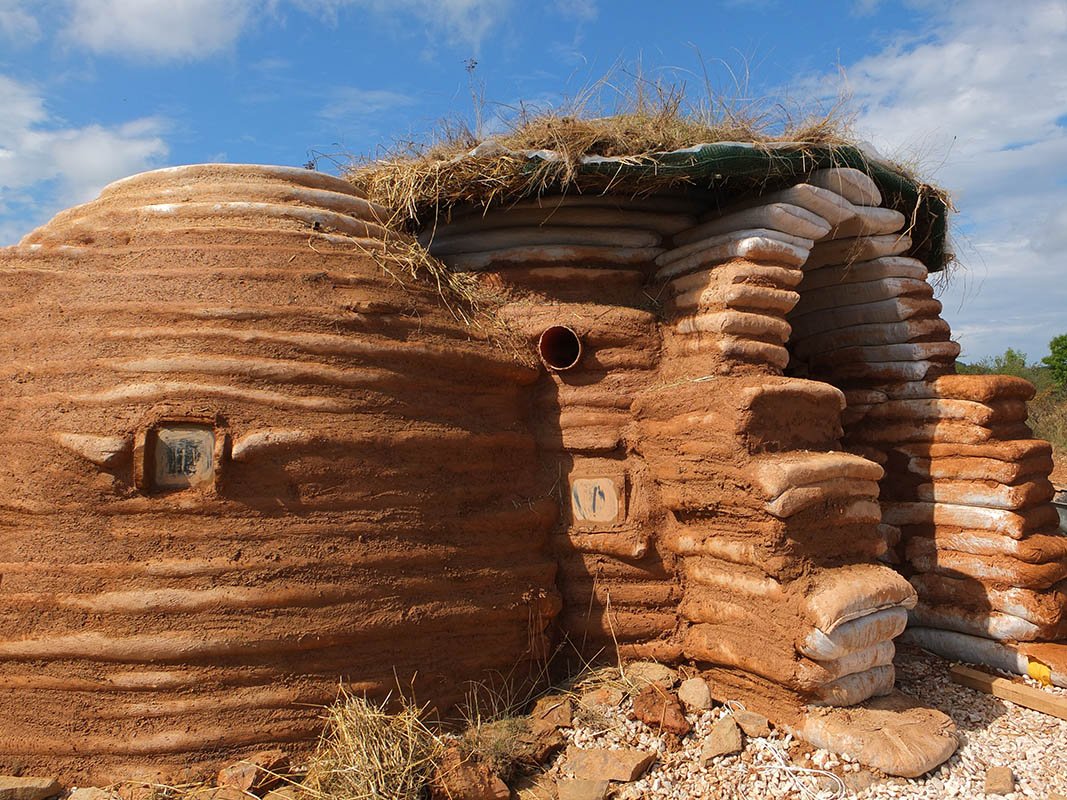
[430,747,509,800]
[701,715,742,761]
[555,779,608,800]
[624,662,678,690]
[565,746,655,782]
[115,786,155,800]
[0,777,61,800]
[533,695,574,729]
[631,685,691,736]
[512,774,558,800]
[68,790,116,800]
[984,766,1014,795]
[677,677,712,712]
[578,687,624,710]
[217,749,289,792]
[734,710,770,738]
[519,722,566,764]
[842,769,879,793]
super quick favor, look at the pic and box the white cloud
[0,74,169,244]
[62,0,253,61]
[292,0,513,53]
[810,0,1067,360]
[49,0,513,62]
[851,0,882,16]
[319,87,416,120]
[0,0,39,44]
[554,0,596,22]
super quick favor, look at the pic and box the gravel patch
[547,647,1067,799]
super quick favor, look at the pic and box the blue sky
[2,0,1065,362]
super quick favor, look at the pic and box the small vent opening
[538,325,583,371]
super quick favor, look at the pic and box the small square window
[152,425,216,490]
[570,476,624,526]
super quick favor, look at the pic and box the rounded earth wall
[0,164,558,782]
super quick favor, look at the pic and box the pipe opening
[538,325,583,371]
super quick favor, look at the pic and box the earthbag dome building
[0,130,1064,781]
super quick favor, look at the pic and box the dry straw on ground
[300,693,444,800]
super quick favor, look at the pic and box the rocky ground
[6,646,1067,800]
[518,646,1067,800]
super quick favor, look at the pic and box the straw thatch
[348,80,952,277]
[349,94,858,231]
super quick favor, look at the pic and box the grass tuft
[300,692,444,800]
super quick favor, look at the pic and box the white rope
[751,737,848,800]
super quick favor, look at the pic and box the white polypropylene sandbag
[909,603,1043,642]
[810,664,895,706]
[807,167,882,206]
[675,202,831,246]
[805,566,916,633]
[826,204,906,238]
[799,607,909,660]
[901,627,1029,675]
[814,640,896,681]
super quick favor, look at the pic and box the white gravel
[549,646,1067,799]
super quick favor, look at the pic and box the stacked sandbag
[423,194,690,270]
[634,375,917,706]
[873,375,1067,643]
[654,198,822,376]
[782,169,957,568]
[774,170,1067,674]
[640,175,918,706]
[788,168,958,393]
[428,197,689,662]
[502,300,677,661]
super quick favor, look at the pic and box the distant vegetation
[958,337,1067,454]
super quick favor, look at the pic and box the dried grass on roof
[348,80,858,229]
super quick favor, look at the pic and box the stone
[631,684,691,736]
[512,774,558,800]
[217,749,289,792]
[579,686,624,710]
[186,789,247,800]
[430,747,509,800]
[676,677,712,712]
[984,766,1014,795]
[565,746,655,782]
[0,777,61,800]
[701,715,743,761]
[68,791,116,800]
[556,779,609,800]
[734,710,771,738]
[532,695,574,729]
[624,661,678,690]
[115,786,155,800]
[842,770,879,793]
[518,721,566,764]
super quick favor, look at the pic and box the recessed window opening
[538,325,583,371]
[152,424,216,490]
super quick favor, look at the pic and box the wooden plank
[949,664,1067,722]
